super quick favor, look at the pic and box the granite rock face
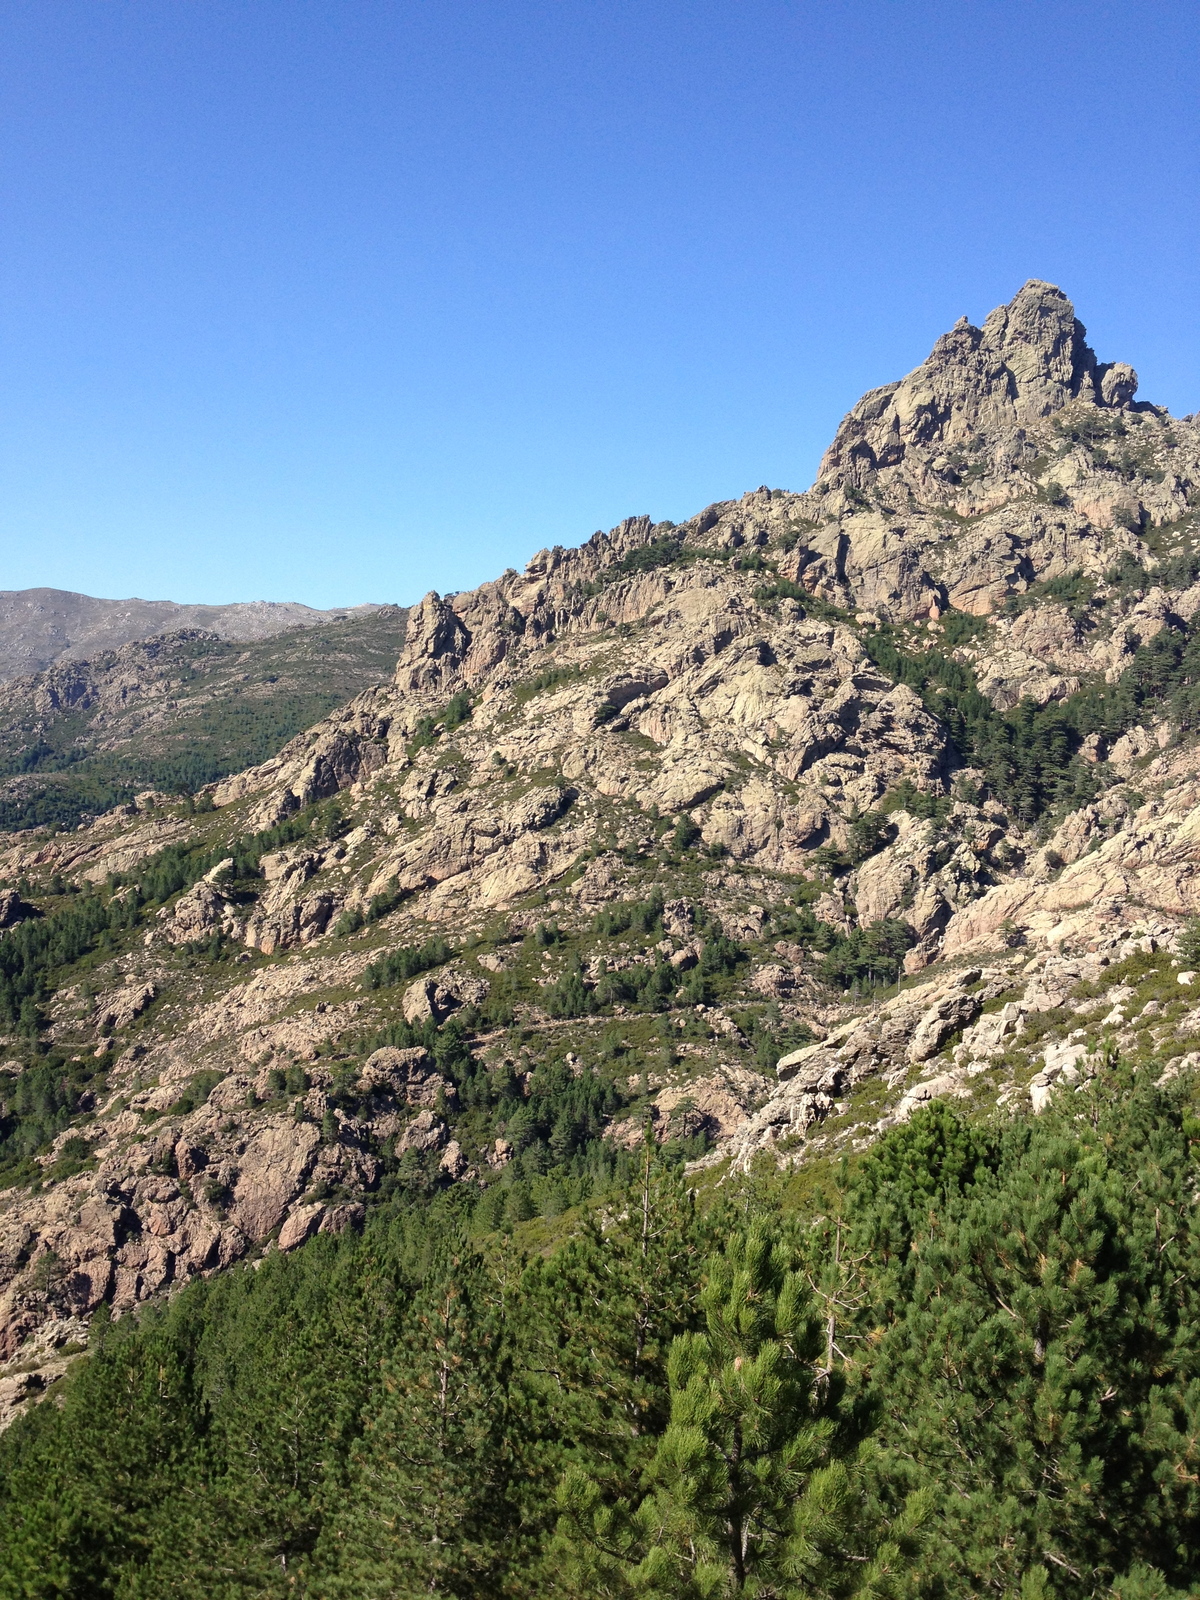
[779,280,1194,622]
[820,282,1124,492]
[4,280,1200,1410]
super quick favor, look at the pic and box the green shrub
[364,937,454,991]
[167,1071,225,1118]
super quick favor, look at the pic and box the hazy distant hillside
[0,606,408,830]
[0,587,387,683]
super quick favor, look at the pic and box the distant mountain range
[0,606,409,831]
[0,588,386,683]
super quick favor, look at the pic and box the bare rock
[893,1071,964,1123]
[174,1139,209,1180]
[359,1046,452,1108]
[230,1121,320,1240]
[661,898,696,938]
[402,970,489,1025]
[166,881,239,946]
[959,1002,1025,1058]
[319,1203,365,1235]
[0,890,34,931]
[398,1110,446,1155]
[439,1140,467,1179]
[93,982,157,1035]
[278,1203,325,1251]
[907,987,984,1064]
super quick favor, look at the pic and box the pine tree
[318,1238,515,1597]
[557,1223,913,1598]
[517,1139,720,1485]
[0,1312,208,1599]
[848,1082,1200,1597]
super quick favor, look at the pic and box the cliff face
[3,280,1200,1414]
[794,279,1192,619]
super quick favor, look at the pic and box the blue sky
[1,1,1197,608]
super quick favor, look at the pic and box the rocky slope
[0,607,409,831]
[3,279,1200,1418]
[0,589,386,684]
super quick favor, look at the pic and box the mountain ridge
[1,277,1200,1423]
[0,588,388,684]
[0,608,410,832]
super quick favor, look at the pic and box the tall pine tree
[318,1236,516,1597]
[557,1223,915,1598]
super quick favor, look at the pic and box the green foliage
[610,537,687,577]
[866,601,1200,822]
[513,663,587,705]
[3,1082,1200,1595]
[1177,916,1200,967]
[363,936,454,991]
[0,610,410,832]
[863,627,1085,823]
[557,1222,924,1597]
[771,902,908,985]
[443,690,473,730]
[846,810,894,865]
[582,928,748,1014]
[845,1084,1200,1597]
[1052,407,1130,447]
[672,812,703,853]
[818,919,916,991]
[771,898,915,990]
[744,1011,818,1073]
[0,1048,111,1185]
[320,1241,517,1596]
[0,892,122,1034]
[544,954,595,1019]
[752,577,852,623]
[333,877,408,938]
[406,692,473,757]
[165,1070,225,1119]
[937,609,990,647]
[592,889,665,938]
[0,800,346,1176]
[527,1148,723,1551]
[879,779,953,824]
[1003,570,1099,623]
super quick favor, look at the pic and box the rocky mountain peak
[3,283,1200,1405]
[818,280,1139,506]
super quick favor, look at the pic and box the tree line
[2,1065,1198,1598]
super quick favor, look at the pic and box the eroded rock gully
[3,279,1200,1414]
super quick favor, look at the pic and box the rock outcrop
[2,279,1200,1412]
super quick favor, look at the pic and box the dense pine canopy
[2,1069,1199,1598]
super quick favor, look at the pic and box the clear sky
[1,1,1197,609]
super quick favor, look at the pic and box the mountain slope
[0,607,409,831]
[0,588,386,684]
[2,279,1200,1411]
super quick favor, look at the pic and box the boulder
[278,1203,324,1252]
[907,988,984,1064]
[93,983,157,1035]
[230,1122,320,1240]
[398,1111,446,1155]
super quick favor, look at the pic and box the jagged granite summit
[2,281,1200,1411]
[822,279,1140,494]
